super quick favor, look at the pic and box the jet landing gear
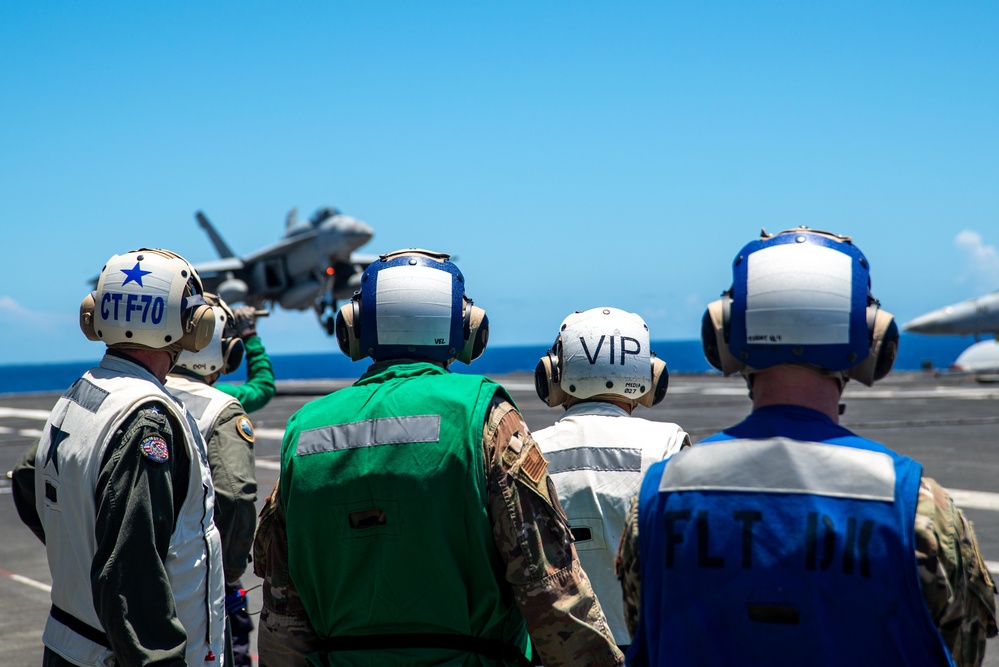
[315,291,339,336]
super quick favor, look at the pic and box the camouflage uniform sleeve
[206,403,257,584]
[616,495,641,638]
[915,476,998,667]
[252,479,324,667]
[483,397,624,667]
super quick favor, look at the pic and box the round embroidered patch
[236,416,255,443]
[139,436,169,463]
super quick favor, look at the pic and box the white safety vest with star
[533,401,688,645]
[34,354,225,667]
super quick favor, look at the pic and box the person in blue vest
[617,228,997,666]
[253,249,623,667]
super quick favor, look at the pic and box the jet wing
[243,229,321,264]
[193,257,246,274]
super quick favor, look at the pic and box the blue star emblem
[121,261,152,287]
[45,425,71,474]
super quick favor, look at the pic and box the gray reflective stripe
[546,446,642,474]
[173,390,210,420]
[659,437,896,502]
[296,415,441,456]
[65,378,108,414]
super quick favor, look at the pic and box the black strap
[50,605,111,649]
[319,632,531,667]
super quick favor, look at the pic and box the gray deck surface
[2,371,997,665]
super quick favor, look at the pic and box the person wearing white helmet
[531,307,689,652]
[11,248,228,667]
[253,249,623,667]
[166,295,260,667]
[618,228,997,666]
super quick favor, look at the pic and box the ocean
[0,334,980,396]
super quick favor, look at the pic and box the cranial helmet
[174,294,245,376]
[535,307,669,409]
[80,248,216,352]
[701,228,898,386]
[334,249,489,365]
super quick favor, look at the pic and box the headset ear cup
[222,337,245,375]
[846,307,899,386]
[638,356,670,408]
[182,305,217,352]
[534,352,567,407]
[335,299,365,361]
[702,298,743,376]
[458,305,489,364]
[80,293,101,341]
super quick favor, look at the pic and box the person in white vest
[166,294,258,667]
[532,307,690,651]
[11,248,228,667]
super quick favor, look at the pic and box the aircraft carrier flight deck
[2,372,997,665]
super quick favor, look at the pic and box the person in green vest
[253,249,623,667]
[217,305,276,413]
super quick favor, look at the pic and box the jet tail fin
[195,211,237,259]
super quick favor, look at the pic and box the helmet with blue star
[79,248,217,352]
[174,293,245,378]
[334,249,489,365]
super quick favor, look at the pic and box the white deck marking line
[255,428,286,441]
[0,408,53,420]
[948,490,999,512]
[0,568,51,593]
[256,459,281,471]
[986,561,999,576]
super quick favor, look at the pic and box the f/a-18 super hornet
[904,290,999,375]
[193,207,376,335]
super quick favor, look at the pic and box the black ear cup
[335,294,364,361]
[534,342,567,407]
[845,306,898,386]
[458,302,488,364]
[638,355,670,408]
[701,294,742,375]
[701,307,723,372]
[222,338,245,375]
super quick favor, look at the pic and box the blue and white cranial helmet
[354,249,477,364]
[728,228,873,372]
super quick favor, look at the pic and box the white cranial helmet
[559,307,653,400]
[80,248,215,352]
[174,296,245,376]
[536,306,670,409]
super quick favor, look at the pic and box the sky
[1,1,998,366]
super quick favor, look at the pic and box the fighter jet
[193,207,377,335]
[902,290,999,339]
[904,290,999,377]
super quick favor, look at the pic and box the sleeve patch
[520,443,548,484]
[236,416,255,443]
[139,436,169,463]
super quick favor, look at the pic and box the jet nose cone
[902,312,940,334]
[903,303,968,335]
[337,216,374,245]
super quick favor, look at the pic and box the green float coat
[282,361,529,661]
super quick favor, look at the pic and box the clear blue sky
[2,2,997,365]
